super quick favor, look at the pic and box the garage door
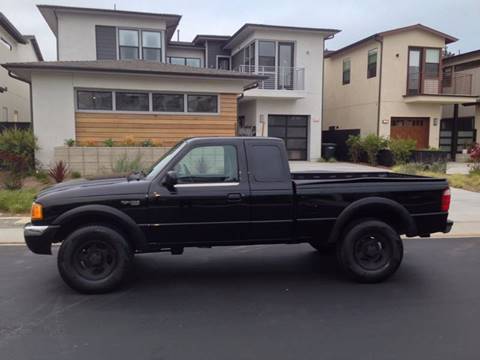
[268,115,308,160]
[391,117,429,149]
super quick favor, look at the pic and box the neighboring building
[3,5,338,165]
[441,49,480,159]
[323,24,478,153]
[0,12,43,123]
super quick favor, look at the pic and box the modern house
[2,4,338,166]
[323,24,479,155]
[0,12,43,124]
[441,49,480,159]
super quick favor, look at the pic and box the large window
[342,59,351,85]
[76,89,218,114]
[425,48,440,79]
[119,29,139,60]
[77,90,113,110]
[258,41,275,68]
[442,66,453,88]
[152,93,184,112]
[116,92,149,111]
[187,95,218,113]
[367,49,377,78]
[174,145,238,184]
[142,31,162,61]
[167,57,201,67]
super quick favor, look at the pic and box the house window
[77,90,113,110]
[342,59,351,85]
[425,48,440,79]
[187,95,218,113]
[443,66,452,87]
[142,31,162,61]
[167,57,201,67]
[367,49,377,78]
[258,41,275,69]
[152,93,184,112]
[217,56,230,70]
[116,92,149,111]
[0,37,12,50]
[119,29,139,60]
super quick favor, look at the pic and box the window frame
[442,66,453,88]
[167,56,202,67]
[171,144,240,186]
[118,29,140,60]
[367,48,378,79]
[342,58,351,85]
[117,28,164,62]
[75,89,220,115]
[187,94,218,113]
[406,46,443,95]
[216,55,231,70]
[141,30,162,62]
[76,90,114,111]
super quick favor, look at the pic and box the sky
[1,0,479,61]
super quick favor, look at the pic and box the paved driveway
[1,239,480,360]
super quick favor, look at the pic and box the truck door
[147,140,250,244]
[245,140,294,241]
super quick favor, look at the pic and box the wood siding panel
[75,94,238,146]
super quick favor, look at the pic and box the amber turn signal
[31,202,43,221]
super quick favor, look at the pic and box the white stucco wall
[236,29,327,160]
[30,70,250,166]
[56,11,168,61]
[0,28,38,122]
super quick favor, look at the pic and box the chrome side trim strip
[174,182,240,188]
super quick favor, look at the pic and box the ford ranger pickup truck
[24,137,453,293]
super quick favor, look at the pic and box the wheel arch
[327,197,417,244]
[52,204,147,251]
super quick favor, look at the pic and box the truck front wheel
[337,220,403,283]
[57,225,133,293]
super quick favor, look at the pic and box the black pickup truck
[25,137,453,293]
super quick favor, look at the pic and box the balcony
[404,72,477,104]
[237,65,306,100]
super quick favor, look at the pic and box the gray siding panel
[207,40,230,68]
[96,26,117,60]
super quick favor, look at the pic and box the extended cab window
[174,145,238,184]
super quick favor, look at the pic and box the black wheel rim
[353,232,392,271]
[72,239,118,281]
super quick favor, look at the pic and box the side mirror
[163,170,178,189]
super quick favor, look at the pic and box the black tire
[309,242,335,254]
[336,220,403,283]
[57,225,133,294]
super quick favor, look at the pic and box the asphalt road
[1,238,480,360]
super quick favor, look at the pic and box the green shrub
[112,154,143,174]
[64,138,75,147]
[71,171,82,179]
[0,128,38,171]
[140,139,154,147]
[346,135,362,162]
[103,138,114,147]
[389,138,416,164]
[0,189,36,213]
[362,134,388,165]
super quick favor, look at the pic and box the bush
[121,136,136,147]
[0,128,38,171]
[0,189,36,213]
[103,138,114,147]
[362,134,388,165]
[64,138,75,147]
[389,138,416,164]
[71,171,82,179]
[48,161,70,183]
[140,139,154,147]
[469,143,480,174]
[346,135,362,162]
[112,154,143,174]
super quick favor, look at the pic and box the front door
[268,115,308,160]
[147,142,250,245]
[390,117,430,149]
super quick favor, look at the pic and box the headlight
[31,202,43,221]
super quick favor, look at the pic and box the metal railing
[407,72,473,96]
[237,65,305,91]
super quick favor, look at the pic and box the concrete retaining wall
[54,146,170,176]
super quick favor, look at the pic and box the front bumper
[24,223,59,255]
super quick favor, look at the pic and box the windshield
[144,140,186,180]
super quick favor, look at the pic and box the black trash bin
[322,143,337,160]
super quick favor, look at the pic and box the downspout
[374,35,383,136]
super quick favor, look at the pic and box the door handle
[227,193,243,202]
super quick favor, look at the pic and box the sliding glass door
[278,42,294,90]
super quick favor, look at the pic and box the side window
[174,145,238,184]
[249,145,286,182]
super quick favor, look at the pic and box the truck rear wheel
[57,225,132,293]
[337,220,403,283]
